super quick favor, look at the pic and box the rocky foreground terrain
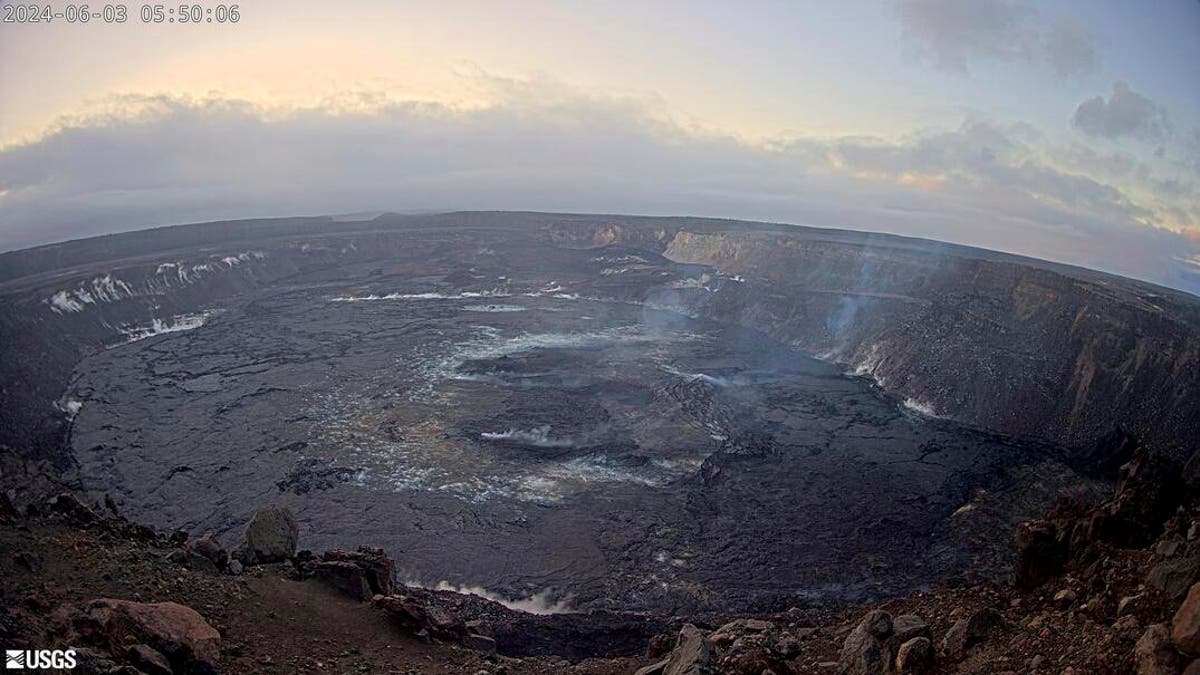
[2,431,1198,674]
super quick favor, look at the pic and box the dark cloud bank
[896,0,1097,77]
[1073,81,1172,141]
[0,92,1197,293]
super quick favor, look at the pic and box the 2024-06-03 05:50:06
[1,4,240,23]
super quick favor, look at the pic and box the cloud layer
[0,88,1197,293]
[1072,81,1171,141]
[896,0,1097,77]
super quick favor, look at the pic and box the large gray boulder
[237,507,298,564]
[840,610,893,675]
[664,624,712,675]
[941,607,1003,660]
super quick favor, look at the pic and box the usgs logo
[5,650,76,670]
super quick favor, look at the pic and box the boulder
[65,599,220,673]
[1119,594,1148,618]
[1149,554,1200,601]
[1054,589,1079,609]
[169,549,219,575]
[373,595,465,640]
[1173,582,1200,656]
[1135,624,1181,675]
[840,610,893,675]
[187,536,227,570]
[303,547,395,600]
[895,637,934,674]
[1015,520,1065,588]
[237,508,298,564]
[312,561,372,599]
[941,608,1003,660]
[48,493,99,523]
[891,615,931,644]
[663,624,712,675]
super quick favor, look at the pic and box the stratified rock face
[655,227,1200,461]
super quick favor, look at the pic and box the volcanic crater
[3,212,1197,616]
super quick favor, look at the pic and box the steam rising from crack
[480,425,576,448]
[408,581,574,615]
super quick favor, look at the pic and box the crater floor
[67,244,1095,613]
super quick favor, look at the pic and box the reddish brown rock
[1174,582,1200,657]
[306,546,395,600]
[1135,624,1181,675]
[63,598,220,673]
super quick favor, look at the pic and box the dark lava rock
[49,493,98,524]
[1105,448,1186,548]
[890,614,931,644]
[1074,427,1141,477]
[894,636,934,674]
[128,643,172,675]
[941,607,1003,661]
[300,546,395,600]
[12,550,43,572]
[276,458,362,495]
[373,595,465,640]
[839,609,893,675]
[1015,520,1066,589]
[1147,553,1200,600]
[187,536,227,570]
[72,647,120,674]
[236,507,298,565]
[0,491,15,523]
[662,624,712,675]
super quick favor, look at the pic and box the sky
[1,0,1198,291]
